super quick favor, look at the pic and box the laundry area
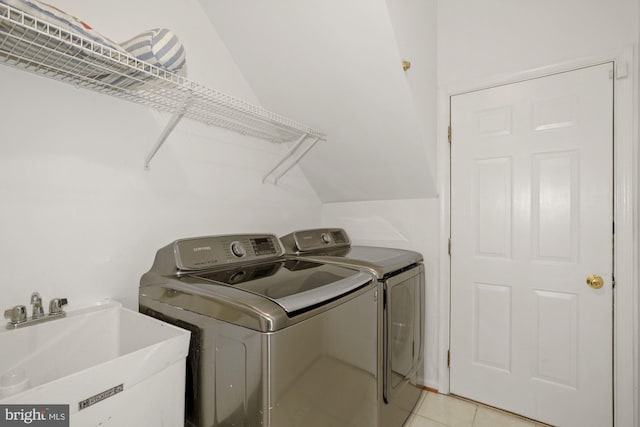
[0,0,638,426]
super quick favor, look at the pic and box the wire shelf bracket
[262,133,321,185]
[144,111,184,170]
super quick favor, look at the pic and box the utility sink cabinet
[0,301,190,426]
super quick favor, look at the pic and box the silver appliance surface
[280,227,423,278]
[140,233,379,427]
[281,228,425,427]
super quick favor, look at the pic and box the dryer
[281,228,425,427]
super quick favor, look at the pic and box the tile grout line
[416,390,479,427]
[470,402,478,427]
[448,393,555,427]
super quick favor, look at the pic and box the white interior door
[450,63,613,427]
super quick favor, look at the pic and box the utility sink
[0,301,190,426]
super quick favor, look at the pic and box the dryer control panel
[281,228,351,253]
[173,234,283,271]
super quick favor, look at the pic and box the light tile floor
[406,392,553,427]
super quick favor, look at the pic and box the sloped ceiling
[199,0,436,202]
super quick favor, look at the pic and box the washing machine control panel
[174,234,283,271]
[287,228,351,252]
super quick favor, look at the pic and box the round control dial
[321,233,332,244]
[230,241,246,258]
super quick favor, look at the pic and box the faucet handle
[49,298,68,315]
[4,305,27,324]
[30,292,42,304]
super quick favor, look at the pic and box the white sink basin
[0,301,190,425]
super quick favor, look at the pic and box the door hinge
[448,125,452,144]
[448,238,452,256]
[612,275,616,289]
[447,350,451,367]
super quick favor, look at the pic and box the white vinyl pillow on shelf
[120,28,186,74]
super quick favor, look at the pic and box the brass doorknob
[586,275,604,289]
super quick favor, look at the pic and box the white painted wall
[636,3,640,421]
[318,0,440,388]
[0,0,322,311]
[386,0,439,181]
[199,0,437,203]
[437,0,638,88]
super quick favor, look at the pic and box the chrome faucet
[4,293,68,329]
[30,292,44,319]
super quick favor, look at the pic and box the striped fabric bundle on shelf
[0,0,187,90]
[120,28,186,74]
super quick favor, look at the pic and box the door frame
[437,45,637,427]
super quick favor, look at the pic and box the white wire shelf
[0,4,325,173]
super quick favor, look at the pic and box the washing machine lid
[290,247,421,278]
[281,229,423,278]
[141,233,375,331]
[188,259,372,314]
[337,246,422,272]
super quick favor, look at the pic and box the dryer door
[384,265,424,404]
